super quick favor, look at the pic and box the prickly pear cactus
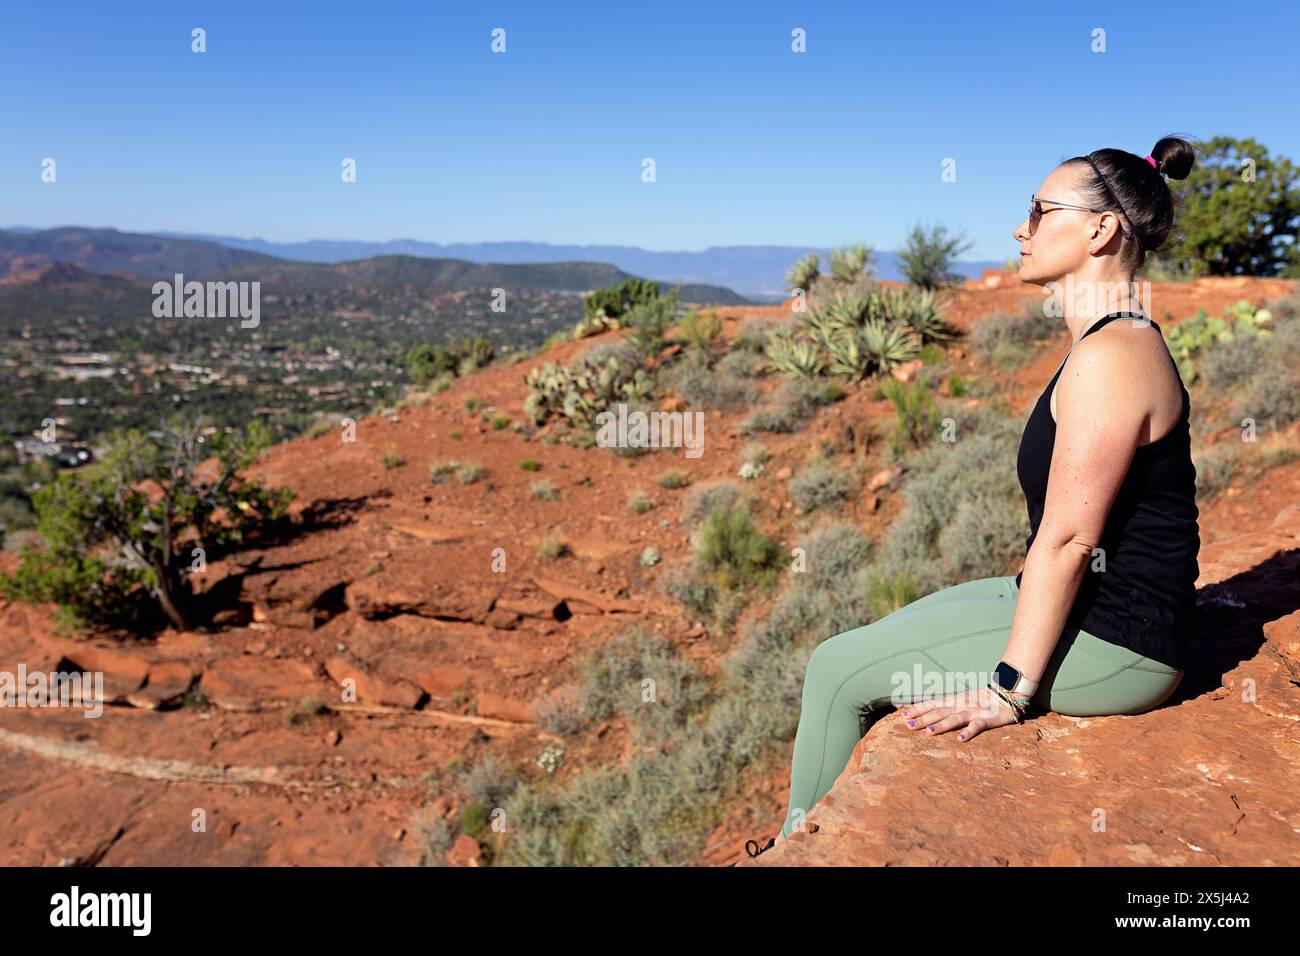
[1165,301,1273,383]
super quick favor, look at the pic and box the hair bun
[1151,135,1196,181]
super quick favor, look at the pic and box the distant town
[0,277,588,537]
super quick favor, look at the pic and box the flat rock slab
[200,657,335,713]
[125,661,197,710]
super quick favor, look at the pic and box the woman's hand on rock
[899,686,1020,742]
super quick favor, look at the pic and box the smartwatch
[992,660,1038,698]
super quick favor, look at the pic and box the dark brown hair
[1065,134,1198,271]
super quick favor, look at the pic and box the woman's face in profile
[1014,165,1093,286]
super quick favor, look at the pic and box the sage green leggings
[779,574,1184,838]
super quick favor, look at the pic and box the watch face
[993,662,1019,690]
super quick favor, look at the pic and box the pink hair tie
[1144,154,1158,169]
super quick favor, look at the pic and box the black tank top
[1014,311,1200,669]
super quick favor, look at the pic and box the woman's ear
[1089,211,1123,255]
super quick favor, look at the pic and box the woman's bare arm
[1002,336,1153,683]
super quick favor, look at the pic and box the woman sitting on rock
[743,135,1202,861]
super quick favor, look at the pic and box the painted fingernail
[907,720,915,727]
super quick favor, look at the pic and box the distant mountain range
[0,227,748,304]
[3,226,1004,299]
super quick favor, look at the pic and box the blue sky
[3,0,1296,260]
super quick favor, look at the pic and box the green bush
[969,299,1058,371]
[693,502,783,591]
[863,571,923,620]
[538,536,569,558]
[0,419,292,630]
[530,479,558,500]
[660,352,757,412]
[495,514,874,866]
[830,242,873,282]
[1166,299,1274,383]
[876,377,943,458]
[739,377,837,434]
[456,461,486,484]
[576,626,710,746]
[795,522,872,591]
[583,276,661,323]
[534,691,584,736]
[459,752,518,811]
[789,458,855,513]
[716,347,767,379]
[681,481,740,527]
[871,406,1025,595]
[406,337,494,386]
[677,308,724,357]
[623,288,681,360]
[522,349,654,431]
[897,221,974,290]
[663,564,719,620]
[731,319,773,354]
[414,811,455,867]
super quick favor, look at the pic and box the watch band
[994,660,1039,698]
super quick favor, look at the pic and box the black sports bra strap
[1081,311,1150,339]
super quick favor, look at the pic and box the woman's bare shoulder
[1052,322,1181,442]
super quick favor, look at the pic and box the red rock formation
[738,500,1300,866]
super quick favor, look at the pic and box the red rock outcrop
[739,498,1300,866]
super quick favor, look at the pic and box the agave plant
[894,288,957,344]
[825,288,872,328]
[820,326,875,380]
[860,319,923,375]
[830,242,873,282]
[800,302,844,344]
[786,252,821,292]
[763,325,826,378]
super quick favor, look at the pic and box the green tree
[623,286,681,360]
[406,337,494,386]
[583,277,661,322]
[405,343,449,386]
[898,222,974,290]
[1164,136,1300,277]
[0,418,293,631]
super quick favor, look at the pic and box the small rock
[445,835,482,867]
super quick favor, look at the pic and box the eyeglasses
[1027,194,1109,236]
